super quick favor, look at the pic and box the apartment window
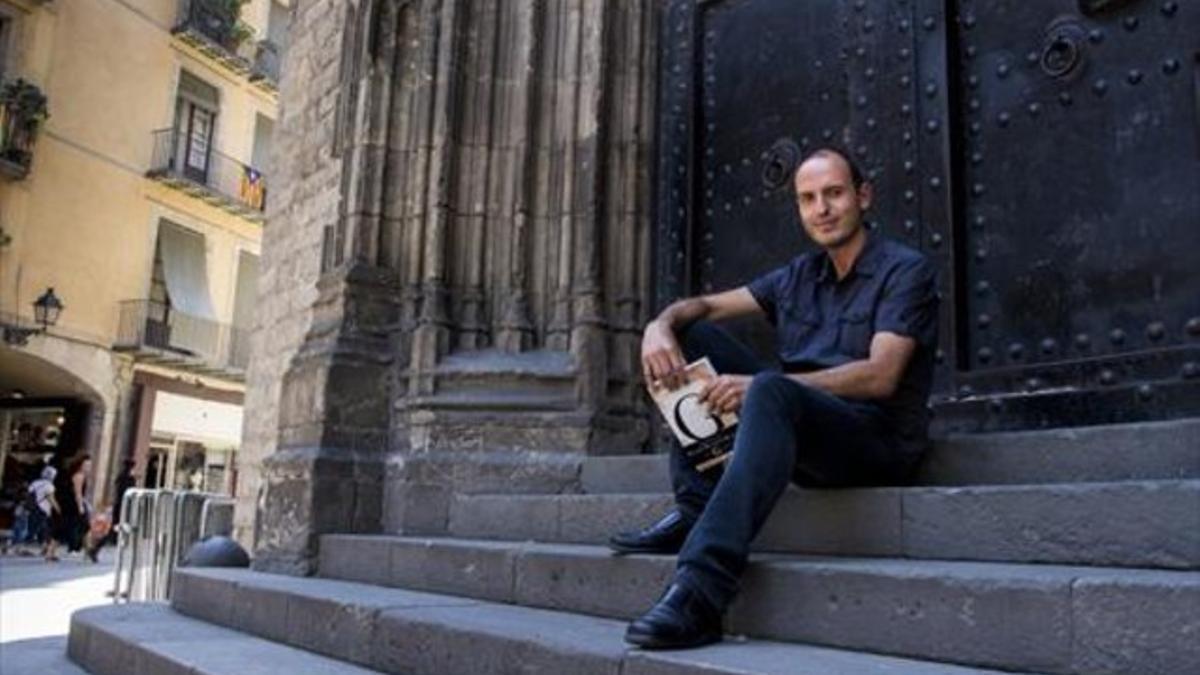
[173,71,220,183]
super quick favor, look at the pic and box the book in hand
[647,357,738,472]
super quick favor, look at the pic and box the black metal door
[658,0,937,362]
[657,0,1200,429]
[951,0,1200,397]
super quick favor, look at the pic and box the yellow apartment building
[0,0,288,528]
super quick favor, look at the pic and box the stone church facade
[238,0,660,571]
[236,0,1200,575]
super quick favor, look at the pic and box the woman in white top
[28,466,61,562]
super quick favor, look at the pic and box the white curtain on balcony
[157,221,218,358]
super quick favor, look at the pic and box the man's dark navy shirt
[746,235,939,457]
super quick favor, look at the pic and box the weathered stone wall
[245,0,659,571]
[233,0,346,547]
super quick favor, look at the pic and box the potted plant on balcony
[0,79,50,172]
[213,0,255,53]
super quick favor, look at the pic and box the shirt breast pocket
[780,305,821,350]
[838,310,873,358]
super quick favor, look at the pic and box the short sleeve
[875,257,938,348]
[745,263,791,325]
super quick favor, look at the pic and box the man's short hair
[796,146,866,189]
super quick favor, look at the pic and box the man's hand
[699,374,752,414]
[641,320,687,389]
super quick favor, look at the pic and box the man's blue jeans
[671,321,915,611]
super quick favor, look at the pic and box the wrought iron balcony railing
[114,300,250,377]
[147,127,267,220]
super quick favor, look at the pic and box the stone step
[66,602,381,674]
[316,536,1200,674]
[447,480,1200,569]
[581,418,1200,493]
[168,566,1027,675]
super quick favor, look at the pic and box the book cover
[647,357,738,471]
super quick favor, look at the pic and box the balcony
[146,127,266,222]
[114,300,249,380]
[172,0,263,87]
[248,40,281,94]
[0,79,49,181]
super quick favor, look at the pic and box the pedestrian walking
[54,453,98,562]
[28,466,60,562]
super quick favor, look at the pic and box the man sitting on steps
[611,147,940,650]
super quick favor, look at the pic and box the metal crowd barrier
[111,489,236,603]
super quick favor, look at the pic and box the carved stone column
[254,264,398,574]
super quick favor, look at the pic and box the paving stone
[514,543,674,619]
[372,603,626,675]
[920,418,1200,485]
[558,494,675,543]
[443,481,1196,567]
[580,419,1200,493]
[169,567,237,627]
[732,558,1075,673]
[80,569,1042,675]
[386,536,519,603]
[581,454,669,493]
[448,493,559,541]
[319,534,393,586]
[755,488,904,556]
[68,604,364,675]
[229,574,292,643]
[310,537,1197,672]
[1070,571,1200,675]
[902,480,1200,569]
[625,639,1025,675]
[172,568,475,666]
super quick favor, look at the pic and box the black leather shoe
[625,583,722,649]
[608,510,695,555]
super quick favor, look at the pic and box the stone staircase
[68,419,1200,674]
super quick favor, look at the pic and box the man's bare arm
[643,288,763,386]
[654,287,763,330]
[790,331,916,400]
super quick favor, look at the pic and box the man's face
[793,153,872,250]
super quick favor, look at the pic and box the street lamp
[33,287,64,329]
[2,287,65,346]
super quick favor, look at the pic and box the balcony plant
[214,0,256,51]
[0,79,50,167]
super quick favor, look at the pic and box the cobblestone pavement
[1,546,117,674]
